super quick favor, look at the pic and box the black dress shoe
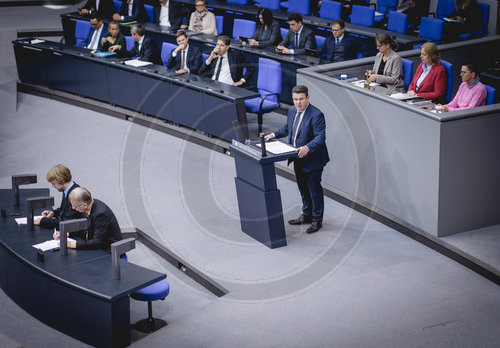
[288,214,313,225]
[306,221,322,234]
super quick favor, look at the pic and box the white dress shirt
[172,45,190,71]
[211,53,234,85]
[159,2,171,27]
[87,24,103,50]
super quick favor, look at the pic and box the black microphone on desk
[386,74,404,96]
[260,135,267,157]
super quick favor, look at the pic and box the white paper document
[352,80,380,88]
[124,59,153,67]
[32,238,76,252]
[31,39,45,44]
[15,215,43,225]
[257,141,297,155]
[389,92,420,100]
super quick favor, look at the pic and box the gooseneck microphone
[386,74,405,96]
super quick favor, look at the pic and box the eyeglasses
[72,202,84,209]
[375,43,385,48]
[195,3,205,6]
[459,71,469,75]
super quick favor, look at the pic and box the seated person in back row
[54,187,123,250]
[276,12,316,55]
[113,24,162,65]
[83,13,107,50]
[154,0,185,29]
[317,19,370,62]
[244,8,281,48]
[199,35,254,87]
[79,0,114,20]
[167,31,203,74]
[113,0,149,23]
[100,20,127,55]
[186,0,218,36]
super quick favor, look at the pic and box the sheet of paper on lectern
[257,141,297,155]
[32,238,76,252]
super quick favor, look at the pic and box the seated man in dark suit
[82,12,107,50]
[78,0,115,20]
[54,187,123,250]
[124,24,163,65]
[199,35,254,87]
[276,12,316,55]
[34,164,83,229]
[318,19,370,62]
[167,31,202,74]
[113,0,149,23]
[154,0,185,29]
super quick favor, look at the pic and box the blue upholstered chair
[315,35,326,51]
[131,280,170,332]
[416,17,444,46]
[74,20,92,47]
[285,0,311,15]
[161,42,177,67]
[202,53,209,63]
[387,11,408,34]
[374,0,398,23]
[280,1,288,10]
[259,0,281,10]
[401,58,414,91]
[215,15,223,35]
[319,0,342,21]
[458,2,490,39]
[280,28,290,47]
[232,18,257,40]
[350,5,375,27]
[125,35,134,51]
[441,60,453,102]
[433,0,456,19]
[245,58,282,134]
[484,85,496,105]
[143,4,155,24]
[113,0,121,13]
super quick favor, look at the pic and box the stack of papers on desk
[390,92,419,100]
[124,60,153,67]
[33,238,76,252]
[15,215,43,225]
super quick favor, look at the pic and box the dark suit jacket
[126,35,163,65]
[73,199,123,250]
[278,25,316,55]
[251,20,282,48]
[199,50,255,85]
[274,104,330,173]
[82,0,115,19]
[318,34,370,61]
[408,63,447,101]
[166,44,202,72]
[154,1,185,29]
[118,0,149,22]
[83,24,107,50]
[39,182,83,229]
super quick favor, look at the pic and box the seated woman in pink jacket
[407,42,447,101]
[436,62,487,112]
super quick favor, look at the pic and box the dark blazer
[83,24,107,49]
[318,33,370,61]
[278,25,316,55]
[408,63,447,101]
[166,44,203,72]
[274,104,330,173]
[126,35,163,65]
[73,199,123,250]
[154,1,185,29]
[118,0,149,22]
[81,0,115,19]
[199,50,255,85]
[251,20,282,48]
[39,182,83,229]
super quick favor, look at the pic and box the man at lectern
[264,85,330,234]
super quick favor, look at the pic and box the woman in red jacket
[408,42,447,101]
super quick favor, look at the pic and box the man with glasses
[154,0,185,29]
[276,12,316,55]
[186,0,217,35]
[317,19,370,62]
[83,12,107,50]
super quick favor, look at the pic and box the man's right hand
[109,45,121,52]
[112,13,121,21]
[79,9,89,16]
[42,210,54,218]
[264,133,275,142]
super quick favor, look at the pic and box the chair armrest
[259,92,280,112]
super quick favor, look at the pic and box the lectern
[230,140,297,249]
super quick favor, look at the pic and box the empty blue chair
[320,0,342,21]
[401,58,414,90]
[259,0,280,10]
[215,15,223,35]
[441,60,453,102]
[125,35,134,50]
[227,0,249,4]
[387,11,408,34]
[484,85,496,105]
[350,5,375,27]
[131,280,170,332]
[285,0,311,15]
[74,20,92,47]
[315,35,326,51]
[245,58,282,134]
[417,17,445,46]
[434,0,456,19]
[232,18,257,40]
[143,4,155,24]
[374,0,398,23]
[161,42,177,67]
[113,0,121,13]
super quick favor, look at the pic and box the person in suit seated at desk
[199,35,255,87]
[317,19,370,62]
[407,42,447,101]
[83,12,107,50]
[186,0,217,36]
[167,31,203,74]
[53,187,123,250]
[123,23,163,65]
[34,164,83,229]
[242,8,281,48]
[154,0,185,29]
[101,20,127,55]
[78,0,115,20]
[264,85,330,234]
[366,34,403,86]
[276,12,316,55]
[113,0,149,23]
[436,62,487,112]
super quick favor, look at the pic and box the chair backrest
[280,27,290,47]
[227,0,249,4]
[377,0,399,16]
[351,5,375,27]
[387,11,408,34]
[476,2,490,34]
[440,60,453,102]
[232,18,257,39]
[320,0,342,21]
[202,53,209,63]
[143,4,155,24]
[161,42,177,66]
[259,0,281,10]
[401,58,414,88]
[113,0,121,13]
[125,35,134,50]
[287,0,311,15]
[215,15,223,35]
[419,17,444,42]
[74,20,92,47]
[257,58,281,101]
[315,35,326,50]
[436,0,456,19]
[484,84,496,105]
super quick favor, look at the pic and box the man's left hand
[297,146,309,158]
